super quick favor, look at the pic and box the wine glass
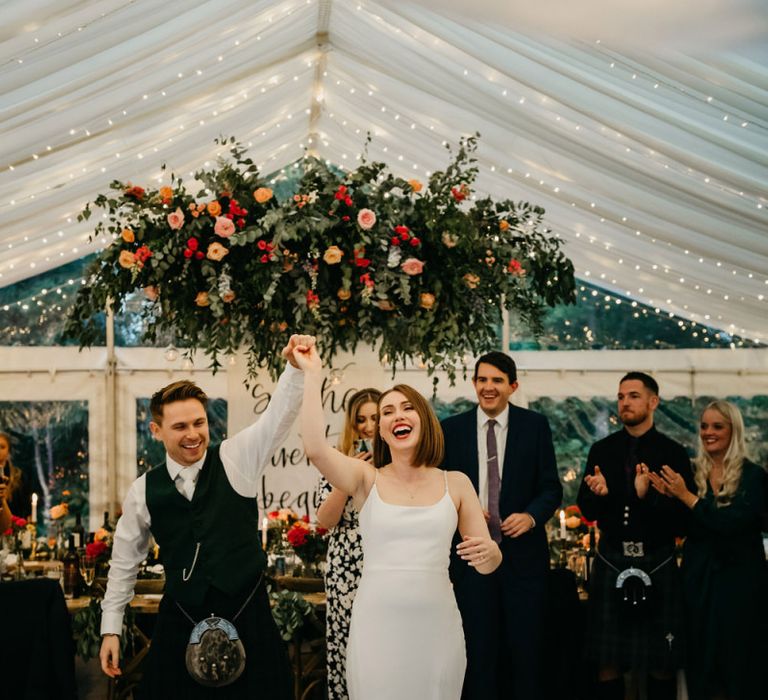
[79,554,97,594]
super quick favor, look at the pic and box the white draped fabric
[0,0,766,340]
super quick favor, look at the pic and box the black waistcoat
[145,445,265,606]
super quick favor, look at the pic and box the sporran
[177,576,262,687]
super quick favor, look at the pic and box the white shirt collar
[477,404,510,431]
[165,452,207,481]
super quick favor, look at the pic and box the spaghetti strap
[443,469,449,493]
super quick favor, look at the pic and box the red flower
[410,237,421,246]
[301,514,310,523]
[124,185,145,200]
[195,251,204,260]
[187,238,198,251]
[342,215,350,222]
[86,540,109,559]
[451,185,470,202]
[344,196,352,206]
[134,245,152,266]
[260,254,270,263]
[287,527,308,547]
[390,237,401,246]
[237,218,245,228]
[359,272,374,288]
[268,511,280,519]
[306,290,320,309]
[257,240,267,250]
[394,225,409,235]
[316,526,329,536]
[184,249,193,259]
[355,257,371,268]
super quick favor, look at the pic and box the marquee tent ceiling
[1,0,767,342]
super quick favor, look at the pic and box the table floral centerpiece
[285,519,329,577]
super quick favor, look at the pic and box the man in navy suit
[441,351,562,700]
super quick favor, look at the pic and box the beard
[620,409,648,427]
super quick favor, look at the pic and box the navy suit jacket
[441,404,562,583]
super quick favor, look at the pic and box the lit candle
[31,493,38,524]
[559,509,566,540]
[262,517,268,551]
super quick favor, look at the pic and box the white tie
[177,467,198,501]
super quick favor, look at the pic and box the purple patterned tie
[486,419,502,543]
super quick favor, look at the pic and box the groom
[99,333,314,699]
[441,351,562,700]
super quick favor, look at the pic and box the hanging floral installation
[64,135,575,381]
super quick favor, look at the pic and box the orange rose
[408,179,423,193]
[499,220,510,231]
[195,291,210,307]
[419,292,436,310]
[118,250,135,269]
[463,273,480,289]
[254,187,274,204]
[121,228,135,243]
[337,288,351,301]
[50,503,69,520]
[207,200,222,217]
[159,186,173,202]
[323,245,344,264]
[221,290,236,303]
[206,242,229,261]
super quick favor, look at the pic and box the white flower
[387,246,402,268]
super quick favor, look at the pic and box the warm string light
[1,0,765,342]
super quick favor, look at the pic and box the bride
[293,343,501,699]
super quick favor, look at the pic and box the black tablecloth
[0,578,78,699]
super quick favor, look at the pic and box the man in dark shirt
[577,372,691,700]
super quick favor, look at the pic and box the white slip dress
[345,470,466,699]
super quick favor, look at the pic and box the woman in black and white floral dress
[316,388,381,700]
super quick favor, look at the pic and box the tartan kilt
[584,543,684,672]
[136,580,292,700]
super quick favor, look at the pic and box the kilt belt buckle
[621,540,644,557]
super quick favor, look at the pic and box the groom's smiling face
[472,363,518,418]
[150,399,210,466]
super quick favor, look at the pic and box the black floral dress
[318,478,363,700]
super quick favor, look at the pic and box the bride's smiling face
[378,390,421,449]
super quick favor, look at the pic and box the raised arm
[220,334,313,495]
[293,344,371,502]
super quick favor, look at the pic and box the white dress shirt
[100,364,304,635]
[476,405,509,511]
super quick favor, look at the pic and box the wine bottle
[72,513,86,550]
[62,534,80,599]
[102,510,113,532]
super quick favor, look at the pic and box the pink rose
[214,216,236,238]
[357,208,377,230]
[401,257,425,276]
[167,208,185,230]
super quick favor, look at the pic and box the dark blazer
[441,403,562,581]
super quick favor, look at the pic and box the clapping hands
[584,466,608,496]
